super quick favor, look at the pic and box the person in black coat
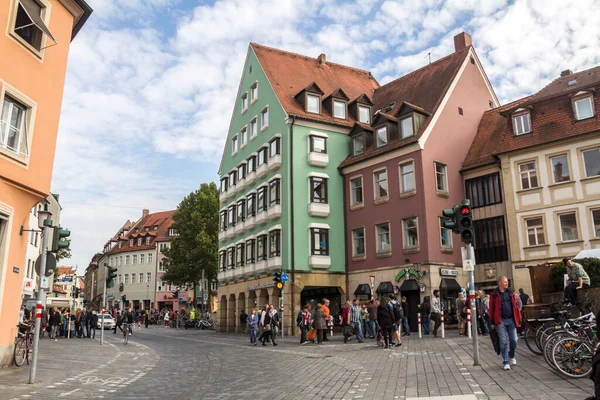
[90,311,99,339]
[377,298,395,349]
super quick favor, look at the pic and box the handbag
[263,324,271,331]
[343,324,353,337]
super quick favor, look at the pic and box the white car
[97,314,115,330]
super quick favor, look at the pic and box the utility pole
[466,243,480,366]
[29,217,52,384]
[101,265,107,345]
[201,269,205,314]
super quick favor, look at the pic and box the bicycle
[122,323,131,344]
[14,323,33,367]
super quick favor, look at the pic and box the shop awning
[376,281,394,294]
[354,284,371,296]
[16,0,56,44]
[399,279,419,292]
[440,278,461,292]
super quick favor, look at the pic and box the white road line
[58,388,80,397]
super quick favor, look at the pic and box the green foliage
[56,238,72,261]
[161,182,219,292]
[549,258,600,291]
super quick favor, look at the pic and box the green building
[217,44,378,333]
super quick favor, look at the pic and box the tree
[56,237,72,261]
[161,182,219,307]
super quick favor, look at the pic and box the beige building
[464,66,600,300]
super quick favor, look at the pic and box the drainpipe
[342,167,349,301]
[290,116,296,336]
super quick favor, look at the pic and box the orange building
[0,0,91,366]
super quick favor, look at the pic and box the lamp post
[29,208,52,384]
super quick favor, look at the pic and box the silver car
[97,314,116,329]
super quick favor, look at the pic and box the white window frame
[582,148,600,178]
[512,112,531,135]
[240,126,247,147]
[435,162,448,193]
[333,100,346,119]
[373,169,388,201]
[232,135,238,155]
[352,227,365,257]
[9,0,53,56]
[307,94,320,114]
[260,107,269,131]
[375,126,388,148]
[519,161,539,190]
[550,154,571,183]
[250,118,257,138]
[376,222,391,254]
[358,105,370,124]
[439,217,452,249]
[352,135,364,156]
[402,217,419,249]
[573,96,595,120]
[526,217,545,246]
[558,212,579,242]
[400,115,414,139]
[399,161,415,193]
[350,176,363,206]
[592,209,600,239]
[241,92,248,113]
[250,82,258,104]
[148,253,153,264]
[0,85,36,162]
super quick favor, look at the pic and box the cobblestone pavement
[0,326,594,399]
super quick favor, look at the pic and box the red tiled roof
[251,43,379,127]
[108,210,175,255]
[525,66,600,105]
[339,48,470,168]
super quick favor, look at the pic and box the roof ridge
[250,42,374,77]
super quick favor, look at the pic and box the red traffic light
[460,206,471,215]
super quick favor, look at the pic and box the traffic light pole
[467,243,480,366]
[101,265,107,345]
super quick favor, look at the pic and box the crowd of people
[19,306,99,341]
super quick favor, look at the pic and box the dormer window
[353,135,365,156]
[333,100,346,119]
[400,116,414,139]
[145,236,151,245]
[512,111,531,135]
[153,225,158,231]
[307,94,321,114]
[358,105,371,124]
[375,126,388,148]
[137,238,142,246]
[129,239,134,247]
[573,95,595,120]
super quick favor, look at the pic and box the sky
[51,0,600,273]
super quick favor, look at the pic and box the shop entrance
[440,278,462,325]
[399,279,420,332]
[300,286,341,320]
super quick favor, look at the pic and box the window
[258,147,268,165]
[374,170,388,200]
[147,272,151,283]
[237,164,246,180]
[228,205,236,226]
[473,217,508,263]
[550,154,571,183]
[582,148,600,178]
[118,275,122,285]
[403,217,418,249]
[120,256,123,265]
[269,179,280,206]
[310,177,328,203]
[145,236,151,246]
[247,156,256,172]
[269,230,281,257]
[241,93,248,111]
[519,161,539,189]
[350,177,363,206]
[229,170,237,186]
[440,218,452,249]
[140,254,145,264]
[236,244,245,267]
[559,213,579,241]
[261,107,269,130]
[465,173,503,208]
[137,238,142,246]
[250,82,258,103]
[574,96,594,120]
[219,251,226,272]
[257,235,267,260]
[400,116,414,139]
[592,209,600,238]
[12,0,52,52]
[246,239,255,264]
[333,100,346,119]
[269,137,280,157]
[513,112,531,135]
[227,248,235,269]
[125,256,130,265]
[375,126,387,148]
[154,225,158,230]
[307,94,320,114]
[352,135,364,156]
[399,162,415,193]
[159,261,164,272]
[352,228,365,257]
[526,217,545,246]
[219,210,227,231]
[240,127,247,146]
[148,253,153,264]
[310,136,326,153]
[246,193,256,216]
[376,223,390,254]
[124,274,129,284]
[132,255,137,264]
[257,186,267,211]
[358,106,370,124]
[435,162,447,193]
[232,136,238,154]
[129,239,134,247]
[311,228,329,255]
[1,96,29,156]
[250,118,257,138]
[237,199,245,222]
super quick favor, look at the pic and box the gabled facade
[339,32,499,331]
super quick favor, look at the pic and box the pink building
[339,33,498,331]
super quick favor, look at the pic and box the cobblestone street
[0,327,594,400]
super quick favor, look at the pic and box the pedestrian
[366,299,377,339]
[239,310,248,333]
[456,293,466,336]
[476,291,489,335]
[360,304,369,338]
[322,298,331,342]
[145,310,150,328]
[313,303,326,344]
[50,308,61,341]
[377,298,395,349]
[163,310,170,328]
[350,299,364,343]
[258,304,270,343]
[90,311,98,339]
[297,304,311,345]
[270,305,280,339]
[19,305,26,324]
[247,308,259,345]
[80,308,89,338]
[488,276,522,370]
[40,306,48,338]
[563,257,591,307]
[340,300,351,344]
[114,311,124,334]
[260,305,277,346]
[401,296,410,336]
[430,290,442,337]
[421,296,431,335]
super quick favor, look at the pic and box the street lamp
[37,209,52,229]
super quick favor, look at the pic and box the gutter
[290,116,296,335]
[71,0,93,40]
[342,166,349,301]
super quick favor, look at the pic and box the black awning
[354,284,371,296]
[376,281,394,294]
[399,279,419,292]
[440,278,462,292]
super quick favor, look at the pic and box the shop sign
[246,282,276,291]
[440,269,458,277]
[419,283,426,293]
[395,267,422,282]
[514,265,527,269]
[22,278,34,296]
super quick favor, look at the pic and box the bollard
[467,308,472,339]
[329,321,333,337]
[441,311,445,339]
[418,313,422,338]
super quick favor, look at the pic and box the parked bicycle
[14,323,33,367]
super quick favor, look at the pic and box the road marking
[58,388,80,397]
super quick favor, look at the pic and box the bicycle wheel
[551,337,593,378]
[13,338,26,367]
[524,325,542,355]
[543,331,570,370]
[536,322,558,354]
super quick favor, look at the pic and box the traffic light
[73,287,80,298]
[51,226,70,252]
[122,294,127,302]
[441,206,460,234]
[173,290,179,298]
[273,271,283,289]
[458,203,474,244]
[106,267,118,288]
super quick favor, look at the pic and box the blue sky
[51,0,600,272]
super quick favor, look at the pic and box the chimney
[561,69,572,77]
[453,32,472,52]
[142,209,149,218]
[317,53,326,64]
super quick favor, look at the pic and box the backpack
[392,302,403,321]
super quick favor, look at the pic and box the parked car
[98,314,115,329]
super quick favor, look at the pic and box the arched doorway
[237,292,246,333]
[228,294,236,333]
[219,295,228,332]
[258,289,269,309]
[247,291,257,312]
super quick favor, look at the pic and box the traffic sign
[203,294,209,301]
[178,298,183,303]
[35,252,57,277]
[276,282,283,289]
[369,275,375,287]
[281,273,289,282]
[40,276,49,289]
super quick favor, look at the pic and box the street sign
[203,294,209,301]
[178,298,183,303]
[461,247,475,271]
[35,252,56,277]
[369,275,375,287]
[281,273,289,282]
[40,276,49,289]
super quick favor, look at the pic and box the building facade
[0,0,91,366]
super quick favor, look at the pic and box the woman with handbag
[297,304,311,345]
[247,308,259,346]
[260,306,278,346]
[340,301,352,344]
[377,298,395,349]
[313,304,326,344]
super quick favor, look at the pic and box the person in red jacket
[488,276,522,370]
